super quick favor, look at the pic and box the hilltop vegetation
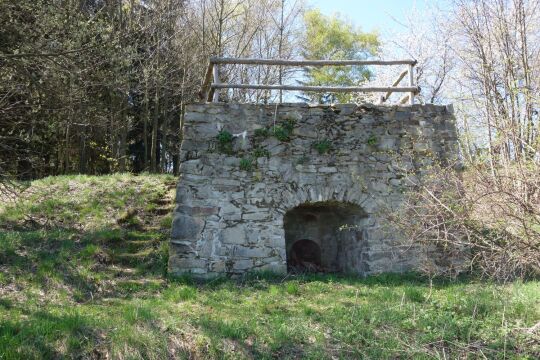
[0,174,539,359]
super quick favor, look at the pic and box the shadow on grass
[0,305,101,359]
[0,226,168,303]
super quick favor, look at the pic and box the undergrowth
[0,174,538,359]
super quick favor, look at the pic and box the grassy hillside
[0,174,539,359]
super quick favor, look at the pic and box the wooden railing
[200,57,419,104]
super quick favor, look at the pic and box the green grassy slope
[0,174,539,359]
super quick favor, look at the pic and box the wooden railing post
[212,64,220,103]
[201,60,214,102]
[408,64,414,105]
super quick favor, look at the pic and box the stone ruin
[170,103,458,278]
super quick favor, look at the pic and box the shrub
[383,160,540,281]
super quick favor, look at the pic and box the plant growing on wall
[272,125,290,141]
[216,130,234,154]
[313,139,332,154]
[253,147,270,158]
[254,128,270,138]
[239,157,255,171]
[282,119,296,132]
[367,134,378,146]
[272,118,296,142]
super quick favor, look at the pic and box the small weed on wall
[313,139,332,154]
[253,147,270,158]
[367,134,378,146]
[239,157,255,171]
[272,118,296,142]
[254,128,270,138]
[216,130,234,154]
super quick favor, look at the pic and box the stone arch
[283,201,370,274]
[273,180,372,217]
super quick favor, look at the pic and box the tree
[0,0,306,180]
[376,0,540,281]
[301,9,379,103]
[374,2,455,105]
[187,0,304,103]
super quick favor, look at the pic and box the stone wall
[170,103,458,278]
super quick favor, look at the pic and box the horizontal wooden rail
[201,57,418,104]
[211,83,420,93]
[210,57,417,66]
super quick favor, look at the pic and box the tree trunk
[143,76,149,171]
[79,125,87,174]
[151,88,159,173]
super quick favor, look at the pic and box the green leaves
[272,118,296,142]
[216,130,234,154]
[239,157,254,171]
[302,9,380,103]
[313,139,332,154]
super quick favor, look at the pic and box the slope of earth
[0,174,538,359]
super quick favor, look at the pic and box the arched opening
[284,201,368,274]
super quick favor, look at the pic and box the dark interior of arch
[284,201,368,274]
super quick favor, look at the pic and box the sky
[307,0,437,34]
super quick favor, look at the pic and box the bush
[383,161,540,281]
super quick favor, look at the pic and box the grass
[1,174,539,359]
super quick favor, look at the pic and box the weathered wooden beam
[200,61,214,101]
[211,83,420,93]
[399,94,410,105]
[210,57,418,66]
[212,64,220,102]
[408,64,415,105]
[382,69,409,102]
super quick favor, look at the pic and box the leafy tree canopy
[301,9,379,103]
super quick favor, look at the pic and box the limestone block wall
[170,103,458,278]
